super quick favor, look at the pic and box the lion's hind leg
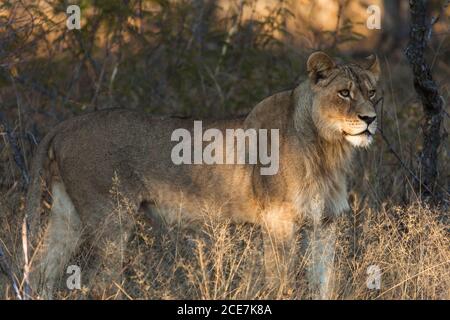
[32,181,82,299]
[82,196,136,299]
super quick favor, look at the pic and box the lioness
[25,51,379,299]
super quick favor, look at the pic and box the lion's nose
[358,115,376,125]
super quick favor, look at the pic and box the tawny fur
[25,52,380,299]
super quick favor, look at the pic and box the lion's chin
[344,132,374,148]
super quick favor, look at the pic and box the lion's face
[307,52,380,148]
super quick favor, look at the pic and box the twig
[375,259,450,299]
[0,244,22,299]
[330,0,348,49]
[0,113,32,299]
[0,112,29,186]
[21,216,31,300]
[215,0,244,75]
[376,97,448,197]
[378,127,431,195]
[2,66,85,109]
[89,38,110,110]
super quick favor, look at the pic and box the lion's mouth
[343,129,372,137]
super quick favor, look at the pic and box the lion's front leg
[261,209,296,295]
[306,218,337,300]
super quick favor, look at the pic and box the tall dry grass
[1,182,448,299]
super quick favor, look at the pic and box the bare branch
[0,244,22,299]
[0,113,29,187]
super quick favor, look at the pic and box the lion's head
[306,51,380,148]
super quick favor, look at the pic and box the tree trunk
[405,0,444,203]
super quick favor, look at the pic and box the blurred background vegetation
[1,0,448,199]
[0,0,445,116]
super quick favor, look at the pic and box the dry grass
[0,182,449,299]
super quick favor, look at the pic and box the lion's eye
[338,89,350,98]
[368,90,376,99]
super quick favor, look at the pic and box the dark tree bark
[405,0,444,203]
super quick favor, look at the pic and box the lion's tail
[25,124,61,239]
[22,124,63,299]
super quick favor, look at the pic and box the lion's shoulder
[244,89,295,130]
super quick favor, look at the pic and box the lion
[24,51,380,299]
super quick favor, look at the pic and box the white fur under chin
[344,134,373,148]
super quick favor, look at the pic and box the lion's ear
[307,51,336,84]
[363,54,380,82]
